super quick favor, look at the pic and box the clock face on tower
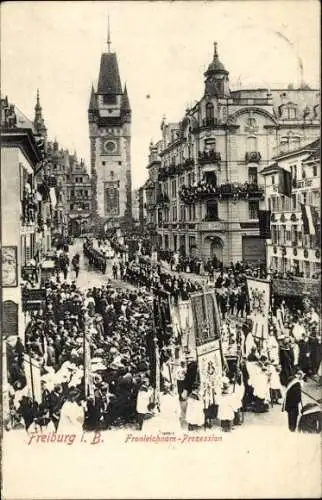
[101,138,120,155]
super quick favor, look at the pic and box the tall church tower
[88,26,132,228]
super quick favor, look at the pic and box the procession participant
[298,333,312,379]
[217,382,235,432]
[136,380,153,431]
[71,253,80,279]
[252,364,270,413]
[186,386,205,431]
[282,373,302,432]
[232,376,245,426]
[279,337,295,386]
[57,387,84,432]
[268,364,283,405]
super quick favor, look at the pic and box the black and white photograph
[1,1,321,498]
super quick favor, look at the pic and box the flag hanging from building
[301,204,319,236]
[278,168,292,197]
[258,210,271,239]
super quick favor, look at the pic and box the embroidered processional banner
[246,277,271,341]
[170,300,196,357]
[190,291,223,404]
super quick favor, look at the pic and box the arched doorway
[206,236,224,264]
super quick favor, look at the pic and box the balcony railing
[179,182,264,204]
[198,151,221,165]
[245,151,262,163]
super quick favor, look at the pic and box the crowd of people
[4,232,321,435]
[6,275,161,431]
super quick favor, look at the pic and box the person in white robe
[217,383,235,432]
[145,382,181,432]
[267,331,279,364]
[57,388,84,433]
[186,388,205,430]
[245,331,256,358]
[268,363,283,404]
[136,382,153,430]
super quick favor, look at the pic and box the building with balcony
[1,95,48,340]
[66,155,92,236]
[261,138,320,278]
[144,43,320,266]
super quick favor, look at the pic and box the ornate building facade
[261,138,320,278]
[145,43,320,266]
[88,37,132,230]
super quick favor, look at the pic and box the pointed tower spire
[121,83,131,112]
[33,88,47,137]
[213,41,218,59]
[107,16,111,53]
[89,83,97,111]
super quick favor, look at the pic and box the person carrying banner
[282,373,302,432]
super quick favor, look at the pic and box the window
[292,194,297,210]
[206,201,218,221]
[171,180,177,198]
[172,205,177,221]
[180,205,186,222]
[248,167,258,184]
[102,161,106,166]
[286,106,297,120]
[192,204,196,220]
[280,225,286,244]
[206,102,214,123]
[313,164,318,176]
[204,171,217,186]
[286,230,291,241]
[179,176,185,186]
[164,235,169,249]
[312,191,320,208]
[271,175,275,186]
[103,95,117,105]
[248,201,259,219]
[271,225,277,244]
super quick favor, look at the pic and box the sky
[1,1,320,188]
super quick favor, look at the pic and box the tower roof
[121,84,131,112]
[205,42,228,75]
[33,89,47,135]
[88,84,97,111]
[97,52,122,94]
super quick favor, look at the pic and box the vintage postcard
[1,1,321,499]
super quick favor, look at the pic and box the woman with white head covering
[57,387,84,433]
